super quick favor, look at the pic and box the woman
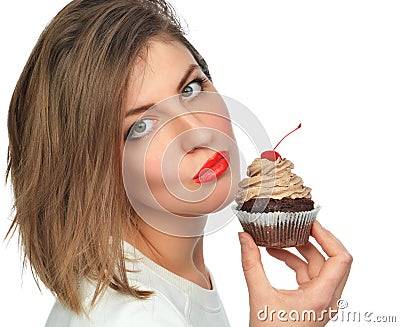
[6,0,352,326]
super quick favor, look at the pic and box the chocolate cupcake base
[237,197,315,213]
[233,206,320,248]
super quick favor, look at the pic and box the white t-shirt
[45,242,231,327]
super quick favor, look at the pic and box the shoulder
[45,282,187,327]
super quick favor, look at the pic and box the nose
[175,112,214,153]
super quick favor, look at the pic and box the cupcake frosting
[236,157,312,203]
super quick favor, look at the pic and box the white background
[1,1,399,326]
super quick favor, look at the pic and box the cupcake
[234,123,320,248]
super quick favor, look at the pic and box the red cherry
[260,123,302,161]
[260,150,281,161]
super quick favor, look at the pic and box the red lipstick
[192,150,230,184]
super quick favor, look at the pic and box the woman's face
[122,39,240,226]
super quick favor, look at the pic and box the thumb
[238,232,271,297]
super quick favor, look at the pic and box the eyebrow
[125,64,201,118]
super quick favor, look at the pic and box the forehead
[126,39,197,111]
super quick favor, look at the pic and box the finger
[309,221,353,296]
[332,265,352,305]
[312,253,352,298]
[238,232,272,298]
[267,248,310,285]
[311,221,349,257]
[296,241,326,278]
[328,267,352,312]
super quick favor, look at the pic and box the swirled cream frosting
[235,157,312,204]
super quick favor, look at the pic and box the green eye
[127,119,155,140]
[182,81,202,98]
[182,85,193,97]
[133,120,147,133]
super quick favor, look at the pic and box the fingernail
[238,232,249,248]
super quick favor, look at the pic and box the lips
[192,150,230,184]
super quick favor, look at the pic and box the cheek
[197,105,236,142]
[216,119,235,140]
[142,133,188,196]
[123,136,166,197]
[143,140,166,182]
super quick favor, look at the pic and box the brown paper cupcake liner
[232,205,320,248]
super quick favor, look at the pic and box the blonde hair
[6,0,202,314]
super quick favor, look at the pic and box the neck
[125,217,211,290]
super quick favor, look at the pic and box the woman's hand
[239,221,352,327]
